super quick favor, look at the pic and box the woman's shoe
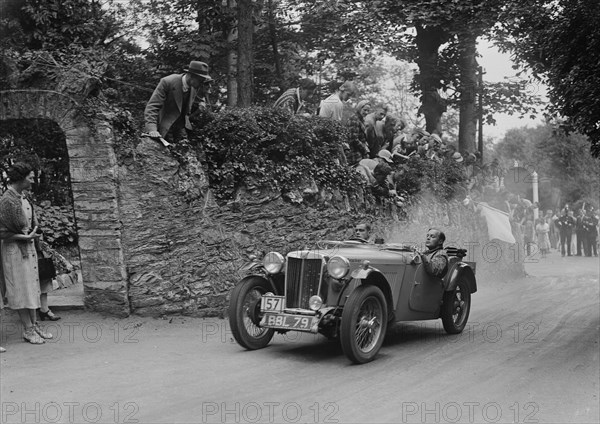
[39,309,61,321]
[23,328,45,344]
[33,323,53,339]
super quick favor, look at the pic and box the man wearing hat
[356,149,396,189]
[144,60,213,141]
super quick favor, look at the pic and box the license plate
[261,295,284,312]
[261,313,315,331]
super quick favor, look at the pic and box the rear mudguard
[444,262,477,293]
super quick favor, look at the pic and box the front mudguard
[237,263,284,296]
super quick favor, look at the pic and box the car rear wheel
[340,285,388,364]
[229,278,275,350]
[441,277,471,334]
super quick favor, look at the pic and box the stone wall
[118,139,525,317]
[118,139,372,317]
[0,90,129,316]
[0,89,525,317]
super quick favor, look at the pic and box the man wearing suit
[556,208,576,256]
[144,60,213,141]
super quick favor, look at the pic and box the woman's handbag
[27,198,57,281]
[38,255,57,281]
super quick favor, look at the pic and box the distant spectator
[356,149,394,186]
[535,217,550,258]
[582,207,598,257]
[364,105,387,158]
[345,100,371,166]
[452,152,464,164]
[523,214,535,257]
[319,81,357,121]
[273,78,317,115]
[575,208,586,256]
[144,60,213,142]
[556,208,576,256]
[383,115,407,152]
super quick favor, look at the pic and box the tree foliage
[495,0,600,156]
[494,125,600,207]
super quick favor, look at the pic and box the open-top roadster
[228,239,476,363]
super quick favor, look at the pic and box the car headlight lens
[327,256,350,279]
[309,295,323,311]
[263,252,285,274]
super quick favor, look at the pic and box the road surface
[1,250,598,423]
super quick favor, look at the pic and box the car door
[407,263,445,314]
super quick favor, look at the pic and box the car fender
[236,275,280,296]
[444,262,477,293]
[349,267,394,321]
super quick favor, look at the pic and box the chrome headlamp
[309,295,323,311]
[327,256,350,279]
[263,252,285,274]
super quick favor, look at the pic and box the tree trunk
[226,0,238,107]
[267,0,283,90]
[237,0,254,107]
[415,25,448,134]
[457,32,478,153]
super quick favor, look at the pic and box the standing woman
[0,163,52,344]
[535,216,551,259]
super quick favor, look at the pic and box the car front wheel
[340,285,388,364]
[228,277,275,350]
[441,277,471,334]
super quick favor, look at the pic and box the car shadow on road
[383,321,445,347]
[264,334,344,362]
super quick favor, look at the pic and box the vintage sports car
[229,239,476,363]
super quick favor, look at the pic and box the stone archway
[0,90,129,316]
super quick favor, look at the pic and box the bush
[393,155,468,201]
[35,202,78,246]
[191,107,363,201]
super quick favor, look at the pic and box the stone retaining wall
[1,89,525,317]
[119,139,525,317]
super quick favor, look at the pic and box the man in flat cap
[144,60,213,142]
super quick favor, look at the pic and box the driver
[354,223,376,243]
[421,228,448,278]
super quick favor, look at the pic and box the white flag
[478,202,516,244]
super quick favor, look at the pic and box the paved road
[1,250,598,424]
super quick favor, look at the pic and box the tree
[495,0,600,157]
[494,125,600,207]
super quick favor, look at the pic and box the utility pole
[478,66,484,160]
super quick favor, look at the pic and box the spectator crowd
[272,78,599,257]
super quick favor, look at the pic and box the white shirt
[319,93,344,121]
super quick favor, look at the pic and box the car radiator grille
[285,257,323,308]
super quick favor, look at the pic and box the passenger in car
[421,228,448,278]
[353,223,376,243]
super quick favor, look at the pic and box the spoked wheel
[229,278,275,350]
[340,285,388,364]
[441,278,471,334]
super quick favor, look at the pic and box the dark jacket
[422,246,449,278]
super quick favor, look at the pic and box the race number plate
[261,295,284,312]
[261,313,315,331]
